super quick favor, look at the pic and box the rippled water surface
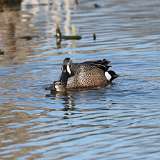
[0,0,160,159]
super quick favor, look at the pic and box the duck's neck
[59,69,70,86]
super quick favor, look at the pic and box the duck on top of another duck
[52,57,118,92]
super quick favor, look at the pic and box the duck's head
[54,81,66,92]
[59,58,73,84]
[105,70,119,81]
[62,58,72,75]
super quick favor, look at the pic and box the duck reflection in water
[46,90,76,119]
[46,84,115,120]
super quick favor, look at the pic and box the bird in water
[49,58,118,92]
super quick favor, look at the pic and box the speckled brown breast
[66,64,108,89]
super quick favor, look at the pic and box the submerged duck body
[52,58,118,92]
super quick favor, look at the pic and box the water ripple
[0,0,160,159]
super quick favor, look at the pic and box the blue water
[0,0,160,159]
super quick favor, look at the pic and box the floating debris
[62,35,82,40]
[55,26,62,48]
[55,26,82,41]
[0,0,22,11]
[93,33,96,40]
[0,49,4,55]
[94,3,101,8]
[75,0,79,5]
[19,35,39,40]
[56,38,61,49]
[55,26,62,40]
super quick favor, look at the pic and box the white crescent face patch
[105,71,111,81]
[67,64,71,75]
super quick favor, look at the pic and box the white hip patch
[105,71,111,81]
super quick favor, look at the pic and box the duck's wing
[84,59,110,65]
[59,59,111,83]
[83,59,111,71]
[70,63,80,75]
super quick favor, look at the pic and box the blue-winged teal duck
[52,58,118,92]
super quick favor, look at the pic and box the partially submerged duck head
[54,81,66,92]
[52,58,72,92]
